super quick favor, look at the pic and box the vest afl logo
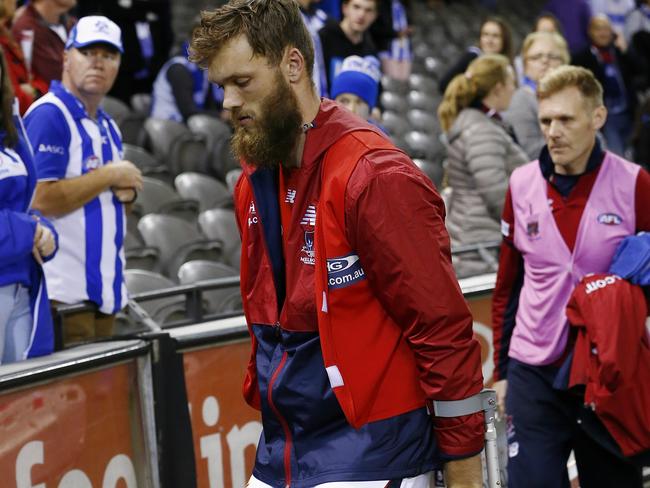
[327,253,365,289]
[84,155,101,170]
[597,213,623,225]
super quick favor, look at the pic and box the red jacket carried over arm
[566,273,650,457]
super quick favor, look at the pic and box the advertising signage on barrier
[0,342,156,488]
[177,320,262,488]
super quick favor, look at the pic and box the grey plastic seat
[138,213,223,278]
[381,76,409,94]
[424,57,444,79]
[124,226,160,271]
[187,114,232,177]
[102,97,145,145]
[130,93,152,116]
[144,118,208,174]
[102,96,131,123]
[177,260,240,313]
[413,158,444,188]
[198,208,240,258]
[225,168,243,194]
[123,143,171,183]
[408,74,437,94]
[135,176,199,221]
[174,172,232,212]
[380,91,408,113]
[225,242,241,270]
[216,137,239,175]
[124,269,186,324]
[407,109,440,134]
[381,111,410,137]
[171,135,209,175]
[407,90,439,111]
[404,130,445,160]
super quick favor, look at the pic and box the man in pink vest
[190,1,485,486]
[492,65,650,487]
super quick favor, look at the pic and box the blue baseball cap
[65,16,124,54]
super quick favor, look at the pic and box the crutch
[433,389,501,488]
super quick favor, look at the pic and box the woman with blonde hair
[439,53,527,278]
[504,31,570,160]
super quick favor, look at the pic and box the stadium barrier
[0,273,496,488]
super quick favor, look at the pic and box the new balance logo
[285,189,296,204]
[300,205,316,226]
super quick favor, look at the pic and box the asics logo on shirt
[301,205,316,226]
[38,143,65,155]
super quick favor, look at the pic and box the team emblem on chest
[300,204,317,266]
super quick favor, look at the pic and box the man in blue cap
[26,16,143,345]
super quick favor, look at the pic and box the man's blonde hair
[537,65,603,110]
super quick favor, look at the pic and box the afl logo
[597,213,622,225]
[84,155,101,171]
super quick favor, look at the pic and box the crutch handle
[433,389,502,488]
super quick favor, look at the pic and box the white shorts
[247,471,434,488]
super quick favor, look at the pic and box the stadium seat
[216,137,239,175]
[424,56,444,78]
[198,208,240,259]
[130,93,152,116]
[102,95,131,122]
[225,168,243,194]
[381,111,410,137]
[407,90,439,111]
[381,76,409,94]
[187,114,232,177]
[174,172,232,212]
[414,158,444,188]
[408,74,437,94]
[380,91,408,113]
[404,130,445,160]
[225,243,242,270]
[124,269,186,324]
[177,260,241,314]
[143,118,209,174]
[123,143,171,183]
[407,109,440,133]
[135,177,199,221]
[138,213,223,278]
[124,229,160,271]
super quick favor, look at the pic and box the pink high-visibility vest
[509,152,639,366]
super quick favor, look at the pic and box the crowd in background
[1,0,650,355]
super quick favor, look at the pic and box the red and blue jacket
[234,100,484,487]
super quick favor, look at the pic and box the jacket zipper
[246,181,294,486]
[267,329,293,487]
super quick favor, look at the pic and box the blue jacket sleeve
[0,209,37,267]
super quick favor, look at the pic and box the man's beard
[231,71,303,169]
